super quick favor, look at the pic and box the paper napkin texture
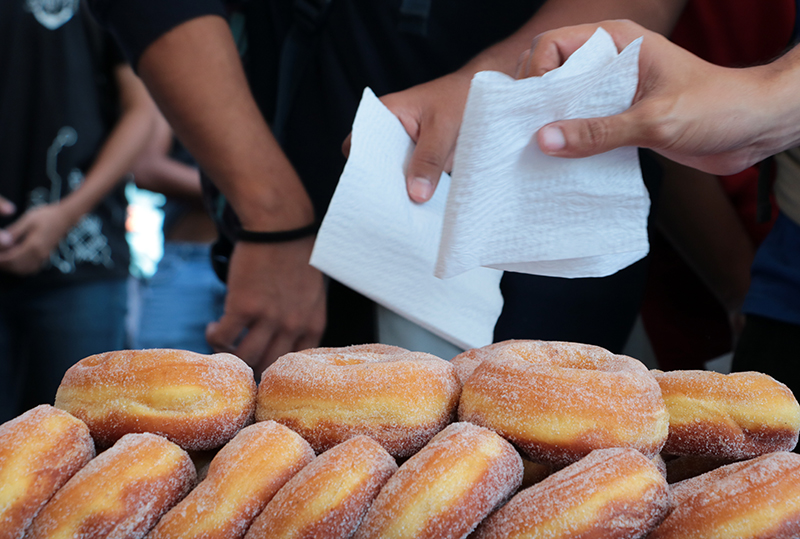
[436,28,650,279]
[310,88,504,350]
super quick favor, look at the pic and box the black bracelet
[236,221,320,243]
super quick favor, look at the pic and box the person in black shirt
[0,0,157,421]
[88,0,688,375]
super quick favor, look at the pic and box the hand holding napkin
[310,89,504,351]
[436,28,650,280]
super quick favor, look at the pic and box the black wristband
[236,221,320,243]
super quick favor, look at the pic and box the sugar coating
[353,422,523,539]
[652,452,800,538]
[473,447,670,539]
[256,344,461,457]
[54,349,257,451]
[0,405,95,539]
[459,345,668,466]
[25,433,196,539]
[244,435,397,539]
[148,421,314,539]
[654,370,800,459]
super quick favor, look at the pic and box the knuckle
[579,118,611,153]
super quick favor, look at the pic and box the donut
[256,344,460,457]
[458,340,669,466]
[0,405,95,539]
[25,433,195,539]
[450,340,526,385]
[148,421,314,539]
[472,447,670,539]
[353,422,522,539]
[651,451,800,538]
[244,435,397,539]
[55,348,257,450]
[653,370,800,459]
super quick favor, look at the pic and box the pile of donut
[2,340,800,539]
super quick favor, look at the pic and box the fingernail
[409,177,434,201]
[540,125,566,153]
[0,199,15,215]
[0,230,12,247]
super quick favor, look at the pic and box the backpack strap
[272,0,334,142]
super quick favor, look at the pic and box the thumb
[405,119,454,203]
[538,113,637,158]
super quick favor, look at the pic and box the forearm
[748,44,800,160]
[459,0,688,76]
[59,65,156,226]
[136,15,314,231]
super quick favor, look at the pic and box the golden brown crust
[256,344,460,457]
[0,405,95,539]
[654,370,800,459]
[55,349,257,451]
[652,452,800,538]
[149,421,314,539]
[472,448,670,539]
[25,433,195,539]
[244,435,397,539]
[353,422,523,539]
[458,341,669,466]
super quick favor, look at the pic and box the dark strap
[237,221,320,243]
[398,0,432,36]
[272,0,334,142]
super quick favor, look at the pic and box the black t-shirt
[0,0,130,288]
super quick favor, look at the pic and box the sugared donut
[458,340,669,466]
[0,405,95,539]
[472,448,669,539]
[651,451,800,538]
[450,341,526,385]
[256,344,460,457]
[26,433,195,539]
[148,421,314,539]
[353,422,522,539]
[55,349,257,450]
[245,435,397,539]
[654,370,800,459]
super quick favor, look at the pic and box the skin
[0,64,157,275]
[518,19,800,175]
[136,16,325,375]
[130,1,687,373]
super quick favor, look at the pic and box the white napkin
[310,88,504,351]
[436,28,650,279]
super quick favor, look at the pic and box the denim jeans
[0,277,127,422]
[130,242,226,354]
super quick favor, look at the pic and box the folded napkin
[310,88,504,351]
[436,28,649,279]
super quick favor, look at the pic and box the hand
[378,71,473,203]
[205,237,327,377]
[518,20,794,176]
[0,202,74,275]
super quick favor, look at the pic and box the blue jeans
[130,242,226,354]
[0,278,128,422]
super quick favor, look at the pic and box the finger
[256,331,299,378]
[537,111,640,158]
[206,314,252,356]
[342,132,352,158]
[0,229,13,249]
[0,197,16,216]
[406,116,455,203]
